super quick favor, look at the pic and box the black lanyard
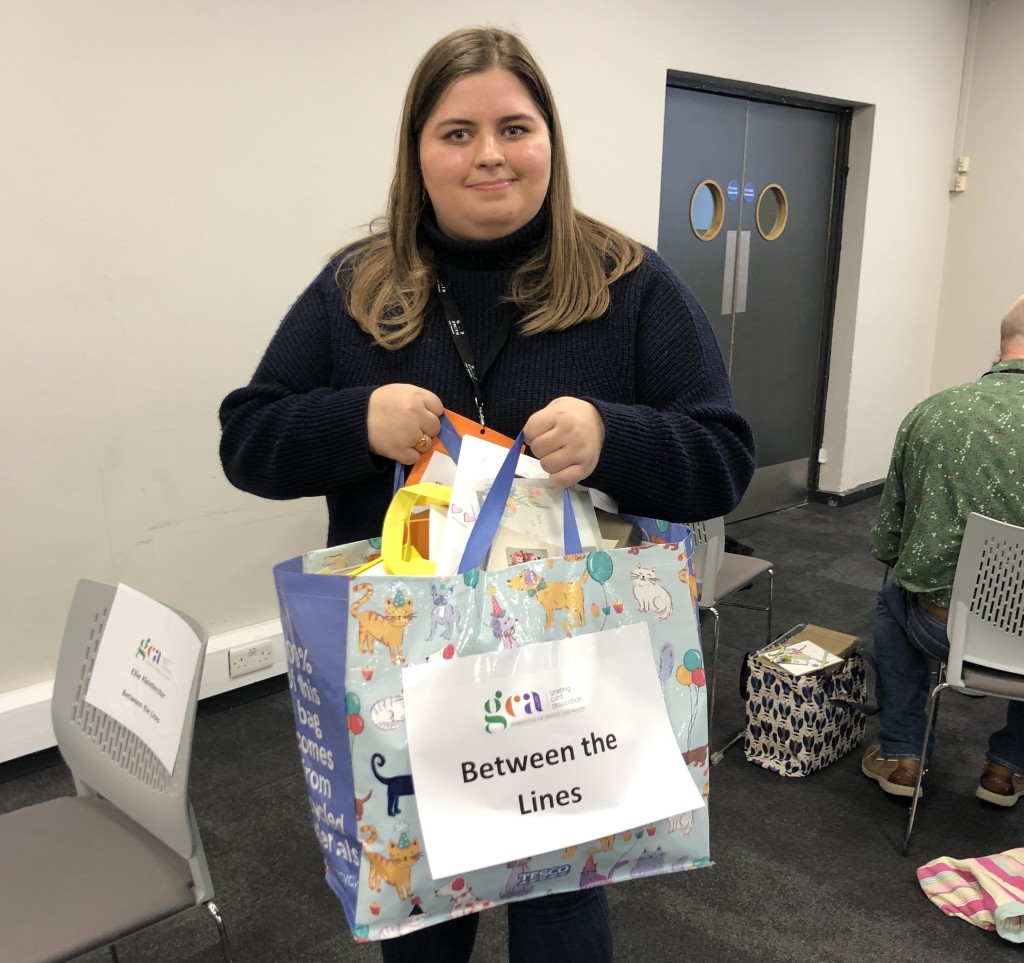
[436,279,515,425]
[982,368,1024,376]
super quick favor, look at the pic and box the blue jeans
[379,888,612,963]
[873,577,1024,773]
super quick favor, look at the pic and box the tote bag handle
[380,482,452,575]
[391,413,468,494]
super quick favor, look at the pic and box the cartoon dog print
[435,877,494,917]
[507,568,589,630]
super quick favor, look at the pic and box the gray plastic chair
[0,579,233,962]
[686,517,774,761]
[701,516,775,645]
[903,513,1024,854]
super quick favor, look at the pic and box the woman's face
[419,69,552,242]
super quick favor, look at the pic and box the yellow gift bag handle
[379,482,452,575]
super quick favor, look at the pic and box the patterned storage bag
[742,625,867,777]
[273,439,713,941]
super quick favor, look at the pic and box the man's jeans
[873,577,1024,773]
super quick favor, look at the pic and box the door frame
[664,71,855,501]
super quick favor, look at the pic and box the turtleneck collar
[420,204,549,271]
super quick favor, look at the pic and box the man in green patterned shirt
[862,294,1024,805]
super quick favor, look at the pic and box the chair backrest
[51,579,213,898]
[946,513,1024,686]
[684,517,725,607]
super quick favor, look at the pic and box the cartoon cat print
[629,847,666,879]
[370,695,405,731]
[630,562,673,620]
[677,549,700,614]
[350,584,413,665]
[364,836,422,901]
[667,810,695,836]
[579,848,629,888]
[371,752,415,817]
[353,789,372,822]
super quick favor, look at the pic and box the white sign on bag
[402,624,703,879]
[84,583,202,772]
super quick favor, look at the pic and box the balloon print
[683,648,703,671]
[586,551,614,584]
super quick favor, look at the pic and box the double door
[658,86,845,518]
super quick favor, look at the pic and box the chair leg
[708,570,773,765]
[716,567,774,644]
[704,605,749,765]
[705,606,720,743]
[710,727,744,765]
[902,679,949,856]
[207,901,235,963]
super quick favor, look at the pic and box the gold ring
[414,434,430,452]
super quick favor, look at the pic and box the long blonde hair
[337,27,644,351]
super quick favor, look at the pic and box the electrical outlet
[228,639,275,678]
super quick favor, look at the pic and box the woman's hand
[524,397,605,487]
[367,384,443,464]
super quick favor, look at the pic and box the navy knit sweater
[219,210,755,547]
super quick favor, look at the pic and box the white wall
[0,0,981,700]
[933,0,1024,387]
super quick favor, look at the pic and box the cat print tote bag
[273,436,712,941]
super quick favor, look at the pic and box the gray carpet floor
[3,497,1022,961]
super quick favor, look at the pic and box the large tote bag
[274,442,711,942]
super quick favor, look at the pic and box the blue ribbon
[458,432,582,573]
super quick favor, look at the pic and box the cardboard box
[757,623,857,676]
[793,624,858,658]
[595,510,644,549]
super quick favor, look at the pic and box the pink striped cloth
[918,848,1024,943]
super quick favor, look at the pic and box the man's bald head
[1001,294,1024,360]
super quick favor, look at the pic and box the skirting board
[810,480,884,508]
[0,618,285,765]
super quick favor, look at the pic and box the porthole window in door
[689,180,725,241]
[756,184,788,240]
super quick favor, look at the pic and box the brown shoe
[861,743,922,798]
[977,761,1024,807]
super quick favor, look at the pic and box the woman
[220,26,754,963]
